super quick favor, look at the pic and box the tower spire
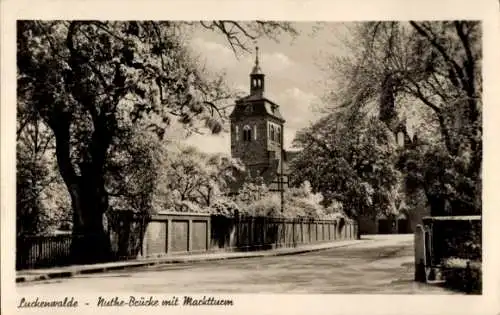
[255,45,260,67]
[250,43,264,96]
[251,45,263,75]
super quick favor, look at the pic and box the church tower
[229,47,286,185]
[250,46,265,97]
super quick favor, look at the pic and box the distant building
[229,48,429,233]
[229,47,297,193]
[358,120,430,235]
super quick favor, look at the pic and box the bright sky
[177,22,351,154]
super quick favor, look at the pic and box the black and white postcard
[2,0,500,315]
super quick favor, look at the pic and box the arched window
[243,125,252,142]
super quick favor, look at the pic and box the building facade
[229,48,294,192]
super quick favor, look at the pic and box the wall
[140,213,358,258]
[141,212,211,257]
[16,212,358,269]
[359,206,430,235]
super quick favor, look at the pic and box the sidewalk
[16,239,368,283]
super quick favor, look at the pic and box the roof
[230,95,285,122]
[238,93,275,103]
[251,64,263,75]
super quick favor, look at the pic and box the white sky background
[176,22,351,154]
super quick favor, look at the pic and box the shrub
[287,196,321,218]
[442,258,482,294]
[244,194,283,217]
[326,199,344,213]
[233,180,354,221]
[210,198,241,217]
[443,257,481,270]
[174,200,204,213]
[429,217,482,262]
[283,181,329,219]
[323,212,349,221]
[235,180,270,204]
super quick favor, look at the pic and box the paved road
[17,234,456,294]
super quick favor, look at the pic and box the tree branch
[403,76,442,114]
[454,21,479,124]
[409,21,468,91]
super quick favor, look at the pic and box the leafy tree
[17,145,50,236]
[285,181,326,218]
[16,108,71,235]
[290,110,402,231]
[153,144,244,212]
[106,128,163,214]
[17,149,72,236]
[17,20,296,263]
[322,21,481,216]
[233,177,269,207]
[199,152,245,206]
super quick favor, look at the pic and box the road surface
[17,234,455,294]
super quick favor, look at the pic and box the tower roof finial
[255,45,259,66]
[251,44,263,75]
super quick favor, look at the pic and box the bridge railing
[17,213,358,270]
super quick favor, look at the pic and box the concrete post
[206,216,211,252]
[166,219,172,254]
[414,224,426,282]
[188,219,193,252]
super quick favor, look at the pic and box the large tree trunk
[379,74,398,129]
[51,116,113,264]
[69,175,112,264]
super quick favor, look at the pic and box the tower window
[243,125,252,142]
[235,125,239,141]
[253,125,257,140]
[277,127,281,143]
[270,125,275,142]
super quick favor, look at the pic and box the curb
[16,240,366,283]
